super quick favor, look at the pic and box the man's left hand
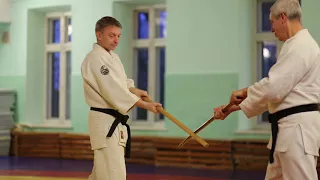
[230,88,247,105]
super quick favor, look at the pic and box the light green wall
[0,0,319,140]
[0,0,114,130]
[25,9,46,125]
[0,24,11,74]
[112,2,133,73]
[301,0,320,43]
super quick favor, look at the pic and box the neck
[287,20,303,39]
[97,42,111,53]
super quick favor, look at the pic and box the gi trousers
[88,125,127,180]
[265,126,318,180]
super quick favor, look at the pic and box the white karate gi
[81,43,140,180]
[239,29,320,180]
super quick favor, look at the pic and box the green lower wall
[0,73,269,140]
[69,75,90,133]
[0,76,25,124]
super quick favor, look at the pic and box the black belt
[268,103,319,163]
[90,107,131,158]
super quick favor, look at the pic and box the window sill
[129,121,167,131]
[17,122,73,129]
[235,129,270,135]
[235,117,271,135]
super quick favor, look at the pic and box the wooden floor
[0,177,83,180]
[0,175,223,180]
[0,156,267,180]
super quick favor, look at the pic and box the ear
[280,12,287,21]
[280,13,288,24]
[96,31,102,40]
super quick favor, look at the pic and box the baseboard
[10,130,319,171]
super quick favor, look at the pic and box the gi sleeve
[239,44,311,118]
[90,57,140,114]
[126,79,135,89]
[239,82,268,118]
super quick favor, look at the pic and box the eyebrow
[109,32,121,36]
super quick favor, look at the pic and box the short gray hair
[269,0,302,20]
[95,16,122,32]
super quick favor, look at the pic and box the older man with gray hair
[214,0,320,179]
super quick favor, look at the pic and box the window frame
[43,12,72,127]
[251,0,283,129]
[128,4,167,130]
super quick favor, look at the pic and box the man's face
[270,13,289,42]
[96,25,121,51]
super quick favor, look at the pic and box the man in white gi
[81,16,162,180]
[214,0,320,179]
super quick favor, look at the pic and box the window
[253,0,301,124]
[131,5,166,126]
[44,12,72,124]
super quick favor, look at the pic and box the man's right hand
[135,99,162,114]
[145,102,162,114]
[214,104,241,120]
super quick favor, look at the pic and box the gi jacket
[239,29,320,156]
[81,43,140,150]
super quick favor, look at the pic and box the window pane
[135,48,148,120]
[47,52,60,118]
[137,12,149,39]
[48,19,60,43]
[66,17,72,42]
[66,52,71,119]
[257,41,277,122]
[259,2,273,32]
[155,10,167,38]
[261,41,277,78]
[156,47,165,120]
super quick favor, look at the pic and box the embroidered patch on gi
[100,65,109,75]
